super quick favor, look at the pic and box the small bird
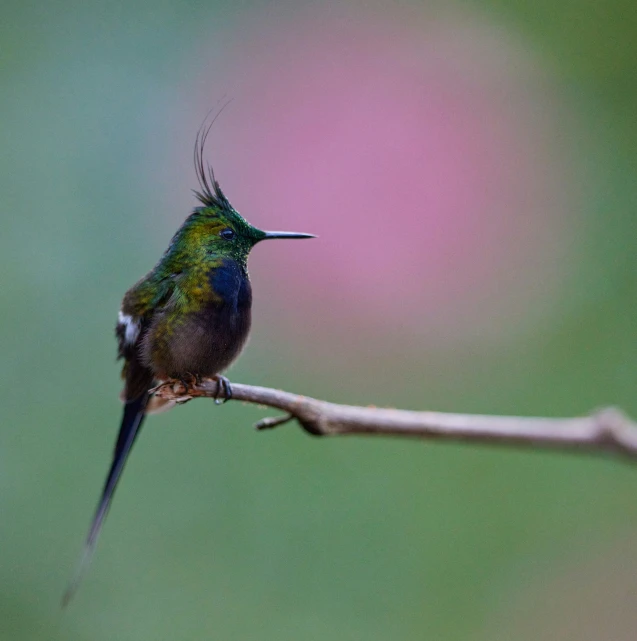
[63,121,315,603]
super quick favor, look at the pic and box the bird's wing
[116,274,177,399]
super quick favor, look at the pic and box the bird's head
[169,123,314,267]
[185,181,314,267]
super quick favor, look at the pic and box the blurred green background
[2,1,637,640]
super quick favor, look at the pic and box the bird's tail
[62,392,150,606]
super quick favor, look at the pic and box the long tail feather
[62,392,149,606]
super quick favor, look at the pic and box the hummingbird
[63,121,315,604]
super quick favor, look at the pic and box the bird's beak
[262,231,316,240]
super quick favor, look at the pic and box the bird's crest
[193,103,234,211]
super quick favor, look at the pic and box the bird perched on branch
[64,119,315,603]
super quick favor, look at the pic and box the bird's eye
[220,228,235,240]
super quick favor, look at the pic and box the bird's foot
[172,373,201,404]
[179,372,200,389]
[151,374,229,405]
[150,380,173,396]
[150,375,197,403]
[213,375,232,405]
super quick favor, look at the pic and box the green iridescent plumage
[121,202,266,378]
[63,119,315,604]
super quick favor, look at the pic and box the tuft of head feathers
[192,104,234,212]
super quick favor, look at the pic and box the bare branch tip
[254,414,294,431]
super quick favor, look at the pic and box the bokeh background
[2,1,637,639]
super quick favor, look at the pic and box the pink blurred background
[172,6,578,346]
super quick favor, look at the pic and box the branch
[153,379,637,461]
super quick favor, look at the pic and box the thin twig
[153,379,637,461]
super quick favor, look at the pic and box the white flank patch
[118,310,141,345]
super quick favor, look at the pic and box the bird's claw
[214,375,232,405]
[150,374,230,405]
[150,377,195,403]
[149,380,173,396]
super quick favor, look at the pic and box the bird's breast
[207,260,252,314]
[145,260,253,378]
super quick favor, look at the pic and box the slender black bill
[262,231,316,240]
[62,392,150,606]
